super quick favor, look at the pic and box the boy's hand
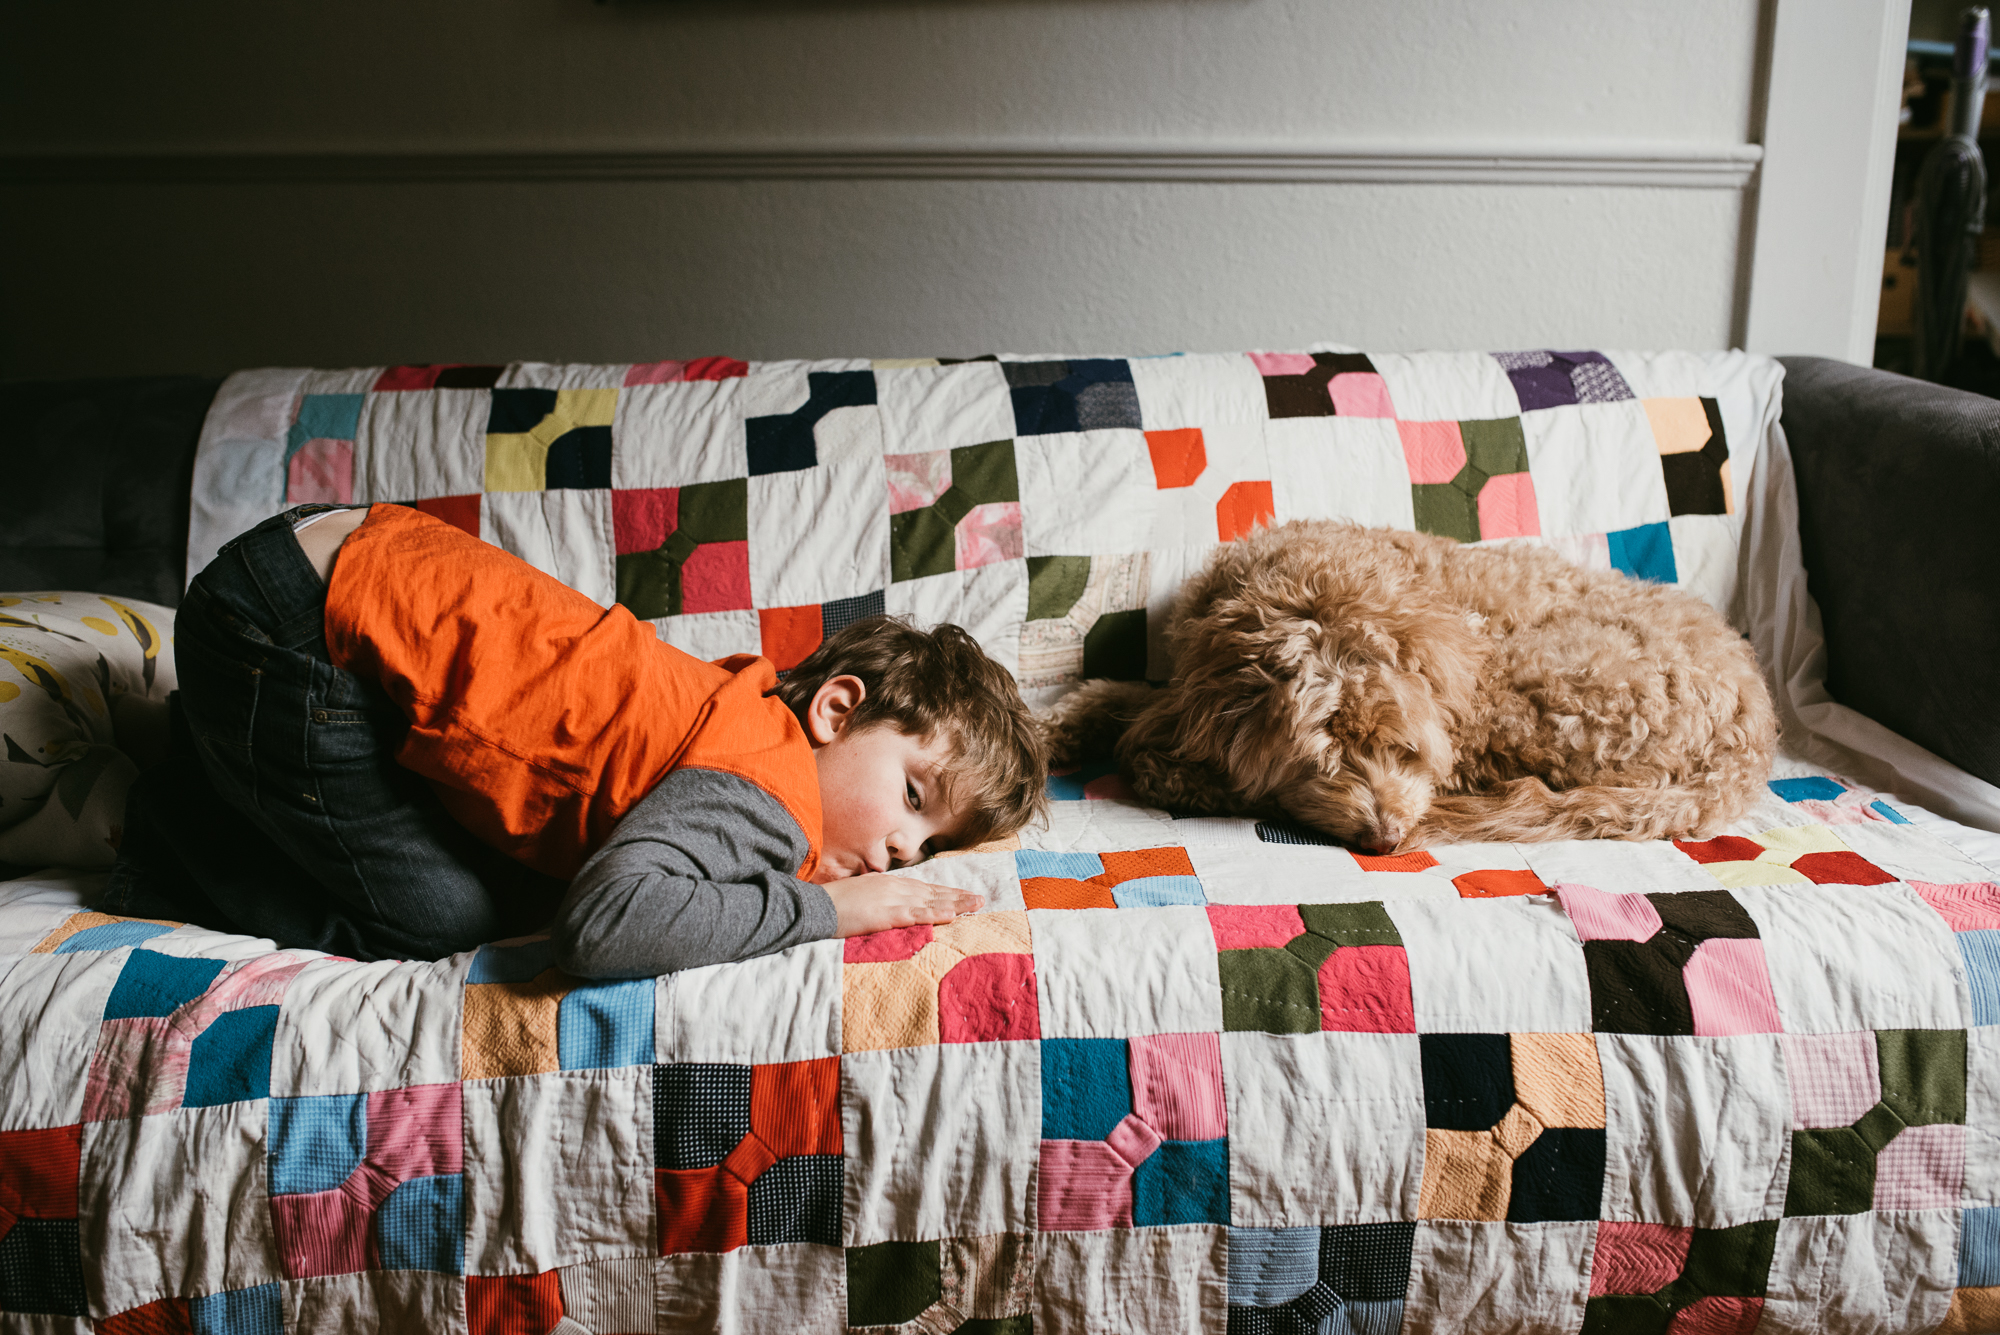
[827,873,985,937]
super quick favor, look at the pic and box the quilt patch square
[1597,1034,1791,1228]
[1400,417,1540,543]
[267,956,466,1099]
[1389,897,1592,1034]
[1251,351,1397,419]
[0,1123,84,1316]
[651,1057,841,1255]
[745,369,878,476]
[1038,1031,1229,1231]
[1583,1219,1777,1334]
[612,477,750,619]
[82,1104,279,1317]
[1227,1221,1414,1333]
[1030,905,1224,1039]
[1403,1221,1594,1334]
[750,454,891,609]
[1417,1032,1606,1223]
[1208,902,1414,1035]
[840,911,1038,1052]
[1784,1029,1967,1217]
[268,1082,463,1279]
[1224,1031,1425,1228]
[85,950,310,1120]
[1018,552,1149,690]
[484,387,617,492]
[1559,884,1781,1037]
[887,439,1021,583]
[1127,351,1269,429]
[1005,359,1142,436]
[612,373,751,490]
[1644,396,1732,517]
[1737,883,1968,1033]
[843,1044,1040,1245]
[461,940,655,1079]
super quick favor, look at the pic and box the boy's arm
[550,768,838,978]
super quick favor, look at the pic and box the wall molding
[2,141,1764,188]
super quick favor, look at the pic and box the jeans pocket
[306,703,419,820]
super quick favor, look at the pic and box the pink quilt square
[287,439,354,505]
[1590,1221,1691,1296]
[681,541,753,613]
[1683,938,1782,1037]
[1780,1032,1880,1129]
[1556,883,1663,944]
[612,487,678,555]
[1328,372,1394,418]
[955,502,1024,570]
[1476,471,1540,539]
[1318,945,1415,1034]
[1872,1123,1965,1210]
[365,1082,463,1180]
[1206,905,1306,952]
[1910,881,2000,931]
[885,451,952,514]
[1037,1140,1136,1231]
[1249,352,1316,377]
[1396,420,1467,485]
[1128,1033,1227,1141]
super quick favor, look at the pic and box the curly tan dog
[1043,520,1776,851]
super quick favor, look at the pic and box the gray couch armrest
[1777,356,2000,789]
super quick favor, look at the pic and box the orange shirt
[323,504,822,882]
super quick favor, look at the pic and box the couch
[2,349,1998,1335]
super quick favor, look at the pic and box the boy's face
[804,676,970,881]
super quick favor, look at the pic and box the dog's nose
[1366,819,1405,854]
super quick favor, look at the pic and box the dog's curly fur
[1042,520,1777,851]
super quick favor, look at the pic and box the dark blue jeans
[107,506,558,959]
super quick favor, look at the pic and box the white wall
[3,0,1797,376]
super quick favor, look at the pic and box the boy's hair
[775,615,1048,848]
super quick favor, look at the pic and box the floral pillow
[0,592,176,870]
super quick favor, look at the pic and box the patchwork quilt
[6,347,1998,1333]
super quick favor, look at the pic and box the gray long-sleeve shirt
[549,767,838,979]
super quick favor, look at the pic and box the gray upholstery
[1778,356,2000,790]
[0,376,221,606]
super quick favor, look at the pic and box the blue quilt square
[183,1005,281,1108]
[1768,776,1846,803]
[1963,1206,2000,1287]
[376,1173,465,1274]
[1132,1138,1229,1226]
[558,977,656,1070]
[1606,522,1678,585]
[103,950,227,1021]
[268,1092,368,1195]
[1041,1038,1131,1140]
[1959,931,2000,1026]
[191,1281,284,1335]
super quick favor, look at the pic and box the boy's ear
[804,674,867,747]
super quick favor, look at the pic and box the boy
[109,503,1048,977]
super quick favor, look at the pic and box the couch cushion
[0,592,176,868]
